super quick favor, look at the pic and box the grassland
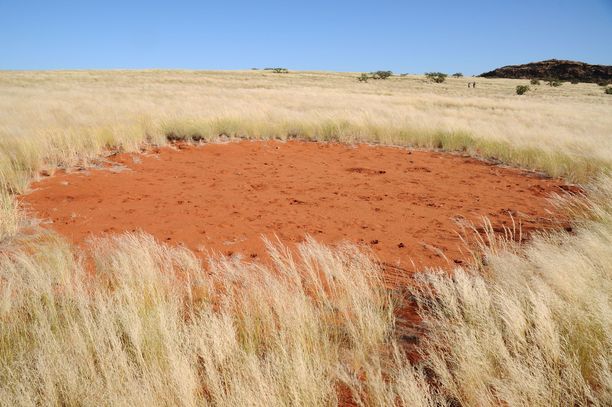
[1,70,611,191]
[0,70,611,406]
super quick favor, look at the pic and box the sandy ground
[22,141,569,274]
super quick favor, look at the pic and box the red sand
[21,141,568,273]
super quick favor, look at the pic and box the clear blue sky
[1,0,611,74]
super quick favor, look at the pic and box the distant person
[468,82,471,88]
[473,82,477,88]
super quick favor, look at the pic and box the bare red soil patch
[22,141,568,274]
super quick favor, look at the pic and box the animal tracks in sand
[22,140,571,274]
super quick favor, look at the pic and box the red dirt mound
[21,141,569,273]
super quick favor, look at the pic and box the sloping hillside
[480,59,612,83]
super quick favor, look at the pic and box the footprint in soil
[346,167,386,175]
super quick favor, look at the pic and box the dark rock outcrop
[479,59,612,83]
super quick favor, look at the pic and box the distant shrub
[371,71,392,80]
[516,85,530,95]
[570,80,579,84]
[451,72,463,78]
[271,68,289,74]
[425,72,447,83]
[357,73,370,83]
[530,79,540,85]
[547,79,562,87]
[605,87,612,95]
[597,81,610,87]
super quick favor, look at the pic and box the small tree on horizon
[451,72,463,78]
[425,72,447,83]
[268,68,289,73]
[371,71,393,80]
[357,73,370,82]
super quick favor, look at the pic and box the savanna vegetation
[0,70,610,406]
[516,85,530,95]
[425,72,447,83]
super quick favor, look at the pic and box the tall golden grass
[0,70,611,406]
[1,70,611,192]
[412,178,612,405]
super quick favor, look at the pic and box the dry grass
[0,181,610,406]
[0,70,611,406]
[0,70,611,193]
[411,177,612,406]
[0,188,22,243]
[0,233,435,405]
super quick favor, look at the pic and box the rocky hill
[479,59,612,83]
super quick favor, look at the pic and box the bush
[597,81,610,87]
[530,79,540,85]
[371,71,392,80]
[605,87,612,95]
[451,72,463,78]
[357,73,370,83]
[571,80,579,84]
[516,85,530,95]
[264,67,289,73]
[425,72,447,83]
[547,79,562,87]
